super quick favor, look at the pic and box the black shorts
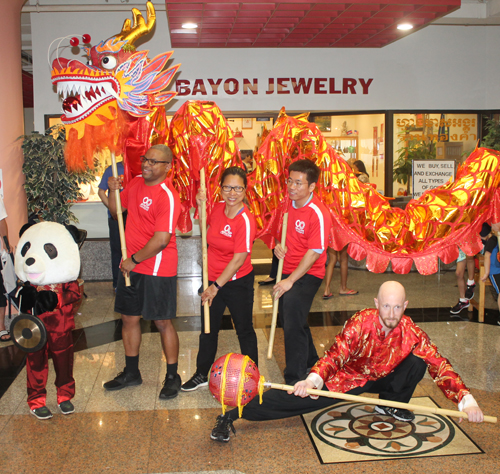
[490,273,500,296]
[114,271,177,320]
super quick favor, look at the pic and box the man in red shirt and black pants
[211,281,484,442]
[104,144,182,399]
[272,159,332,385]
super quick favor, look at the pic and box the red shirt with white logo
[121,176,181,277]
[283,193,331,279]
[207,202,256,281]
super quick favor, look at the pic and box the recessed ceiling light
[182,22,198,29]
[397,23,413,31]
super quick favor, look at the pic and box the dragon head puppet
[51,2,179,179]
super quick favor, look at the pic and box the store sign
[175,77,373,97]
[412,160,455,199]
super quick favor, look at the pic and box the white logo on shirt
[220,224,232,238]
[140,197,153,211]
[295,219,305,234]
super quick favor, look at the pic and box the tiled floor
[0,262,499,474]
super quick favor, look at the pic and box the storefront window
[312,114,385,194]
[393,113,477,196]
[227,117,274,173]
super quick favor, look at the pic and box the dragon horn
[115,2,156,46]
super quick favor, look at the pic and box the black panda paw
[17,283,38,313]
[36,290,58,313]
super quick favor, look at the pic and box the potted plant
[481,117,500,151]
[20,126,95,224]
[393,134,436,195]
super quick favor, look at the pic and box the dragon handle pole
[111,152,130,287]
[265,383,497,423]
[267,212,288,360]
[200,168,210,334]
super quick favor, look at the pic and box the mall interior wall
[31,8,500,131]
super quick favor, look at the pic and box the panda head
[15,222,81,286]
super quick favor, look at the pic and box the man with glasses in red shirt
[104,144,182,399]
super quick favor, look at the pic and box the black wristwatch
[131,253,140,265]
[213,281,222,290]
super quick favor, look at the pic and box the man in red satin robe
[211,280,484,442]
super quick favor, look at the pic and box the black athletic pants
[228,353,427,421]
[197,271,258,375]
[279,273,322,384]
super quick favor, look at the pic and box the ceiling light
[397,23,413,31]
[182,22,198,29]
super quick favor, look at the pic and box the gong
[11,313,47,353]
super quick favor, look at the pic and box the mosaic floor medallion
[301,397,483,464]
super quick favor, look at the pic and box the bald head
[374,281,408,335]
[377,281,406,303]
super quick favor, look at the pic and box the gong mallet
[110,151,130,287]
[266,382,497,423]
[200,167,210,334]
[267,212,288,359]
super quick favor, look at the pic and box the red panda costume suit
[15,222,82,417]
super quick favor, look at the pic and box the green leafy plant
[20,126,95,224]
[393,135,436,194]
[481,117,500,151]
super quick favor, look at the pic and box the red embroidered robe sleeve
[409,324,470,404]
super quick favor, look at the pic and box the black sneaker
[465,283,476,300]
[30,406,53,420]
[450,300,469,314]
[210,414,235,442]
[103,370,142,391]
[181,372,208,392]
[374,405,415,422]
[58,400,75,415]
[159,373,181,399]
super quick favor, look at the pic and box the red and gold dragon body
[51,3,500,275]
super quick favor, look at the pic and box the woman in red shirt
[181,167,258,391]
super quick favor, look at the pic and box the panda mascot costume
[14,222,81,420]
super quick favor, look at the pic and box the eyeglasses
[140,156,172,166]
[286,178,307,188]
[221,185,245,193]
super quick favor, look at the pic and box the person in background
[450,223,490,316]
[480,223,500,325]
[0,195,12,342]
[182,167,258,391]
[352,160,370,183]
[450,251,476,315]
[321,159,367,300]
[258,253,278,286]
[323,160,367,300]
[322,246,358,299]
[241,151,254,173]
[98,162,127,290]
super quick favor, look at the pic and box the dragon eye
[101,55,117,70]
